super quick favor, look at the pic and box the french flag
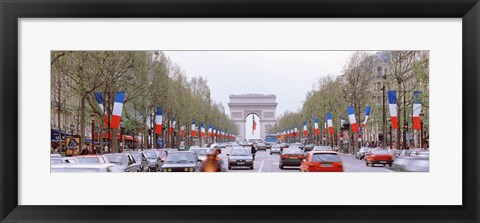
[303,121,308,136]
[314,117,319,135]
[388,91,399,129]
[327,113,334,135]
[169,116,176,135]
[155,106,163,134]
[191,119,197,137]
[294,126,298,136]
[180,125,185,137]
[110,91,125,129]
[347,106,358,133]
[412,91,422,130]
[362,106,371,128]
[200,123,206,138]
[208,124,213,137]
[94,92,108,127]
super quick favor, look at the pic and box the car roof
[51,163,115,168]
[310,150,338,154]
[74,155,105,158]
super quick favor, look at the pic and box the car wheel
[389,163,392,167]
[365,161,369,166]
[279,165,284,169]
[250,166,254,170]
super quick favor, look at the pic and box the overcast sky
[164,51,354,118]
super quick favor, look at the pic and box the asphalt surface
[218,147,393,172]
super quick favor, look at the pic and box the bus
[264,134,277,148]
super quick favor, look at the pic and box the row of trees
[51,51,238,152]
[269,51,429,152]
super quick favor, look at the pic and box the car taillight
[281,155,289,159]
[298,155,305,159]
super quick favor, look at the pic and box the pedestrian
[80,144,88,155]
[251,143,256,160]
[88,144,94,155]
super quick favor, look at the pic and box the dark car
[104,153,141,172]
[303,144,315,153]
[391,156,429,172]
[128,151,149,172]
[227,148,254,170]
[143,150,162,172]
[279,147,305,169]
[160,151,200,172]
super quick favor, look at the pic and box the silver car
[227,148,254,170]
[51,163,125,172]
[270,145,281,155]
[51,157,79,164]
[190,147,209,162]
[104,153,141,172]
[142,150,162,172]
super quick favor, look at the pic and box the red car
[74,155,110,164]
[300,151,343,172]
[365,149,393,167]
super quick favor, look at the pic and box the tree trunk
[79,96,86,151]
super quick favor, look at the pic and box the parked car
[128,151,149,172]
[104,153,141,172]
[391,156,429,172]
[270,144,282,155]
[355,147,370,160]
[300,151,344,172]
[143,150,162,172]
[74,155,110,164]
[365,149,393,167]
[279,147,305,169]
[227,148,254,170]
[256,143,267,151]
[51,157,79,164]
[51,163,124,172]
[51,154,62,158]
[160,151,200,172]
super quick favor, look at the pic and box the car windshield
[165,153,195,163]
[76,157,100,163]
[131,154,142,163]
[283,148,302,154]
[192,149,208,156]
[374,150,391,155]
[106,155,127,165]
[144,151,157,159]
[312,153,341,162]
[231,149,251,156]
[51,159,63,164]
[51,168,102,173]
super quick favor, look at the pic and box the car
[104,153,141,172]
[143,150,163,172]
[256,143,267,151]
[189,147,209,162]
[293,143,304,150]
[355,147,370,160]
[128,151,149,172]
[365,149,393,167]
[51,163,124,172]
[51,154,62,158]
[160,151,200,172]
[74,155,110,164]
[279,147,305,169]
[51,157,79,164]
[270,144,282,155]
[227,148,254,170]
[303,144,315,153]
[313,146,332,151]
[391,156,429,172]
[300,151,344,172]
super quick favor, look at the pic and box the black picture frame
[1,0,478,222]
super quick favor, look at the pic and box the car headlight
[184,168,188,172]
[189,168,194,172]
[167,168,172,172]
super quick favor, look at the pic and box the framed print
[1,0,479,222]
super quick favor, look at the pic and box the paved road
[218,147,392,172]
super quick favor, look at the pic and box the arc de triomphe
[228,94,277,142]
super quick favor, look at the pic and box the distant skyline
[164,51,354,118]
